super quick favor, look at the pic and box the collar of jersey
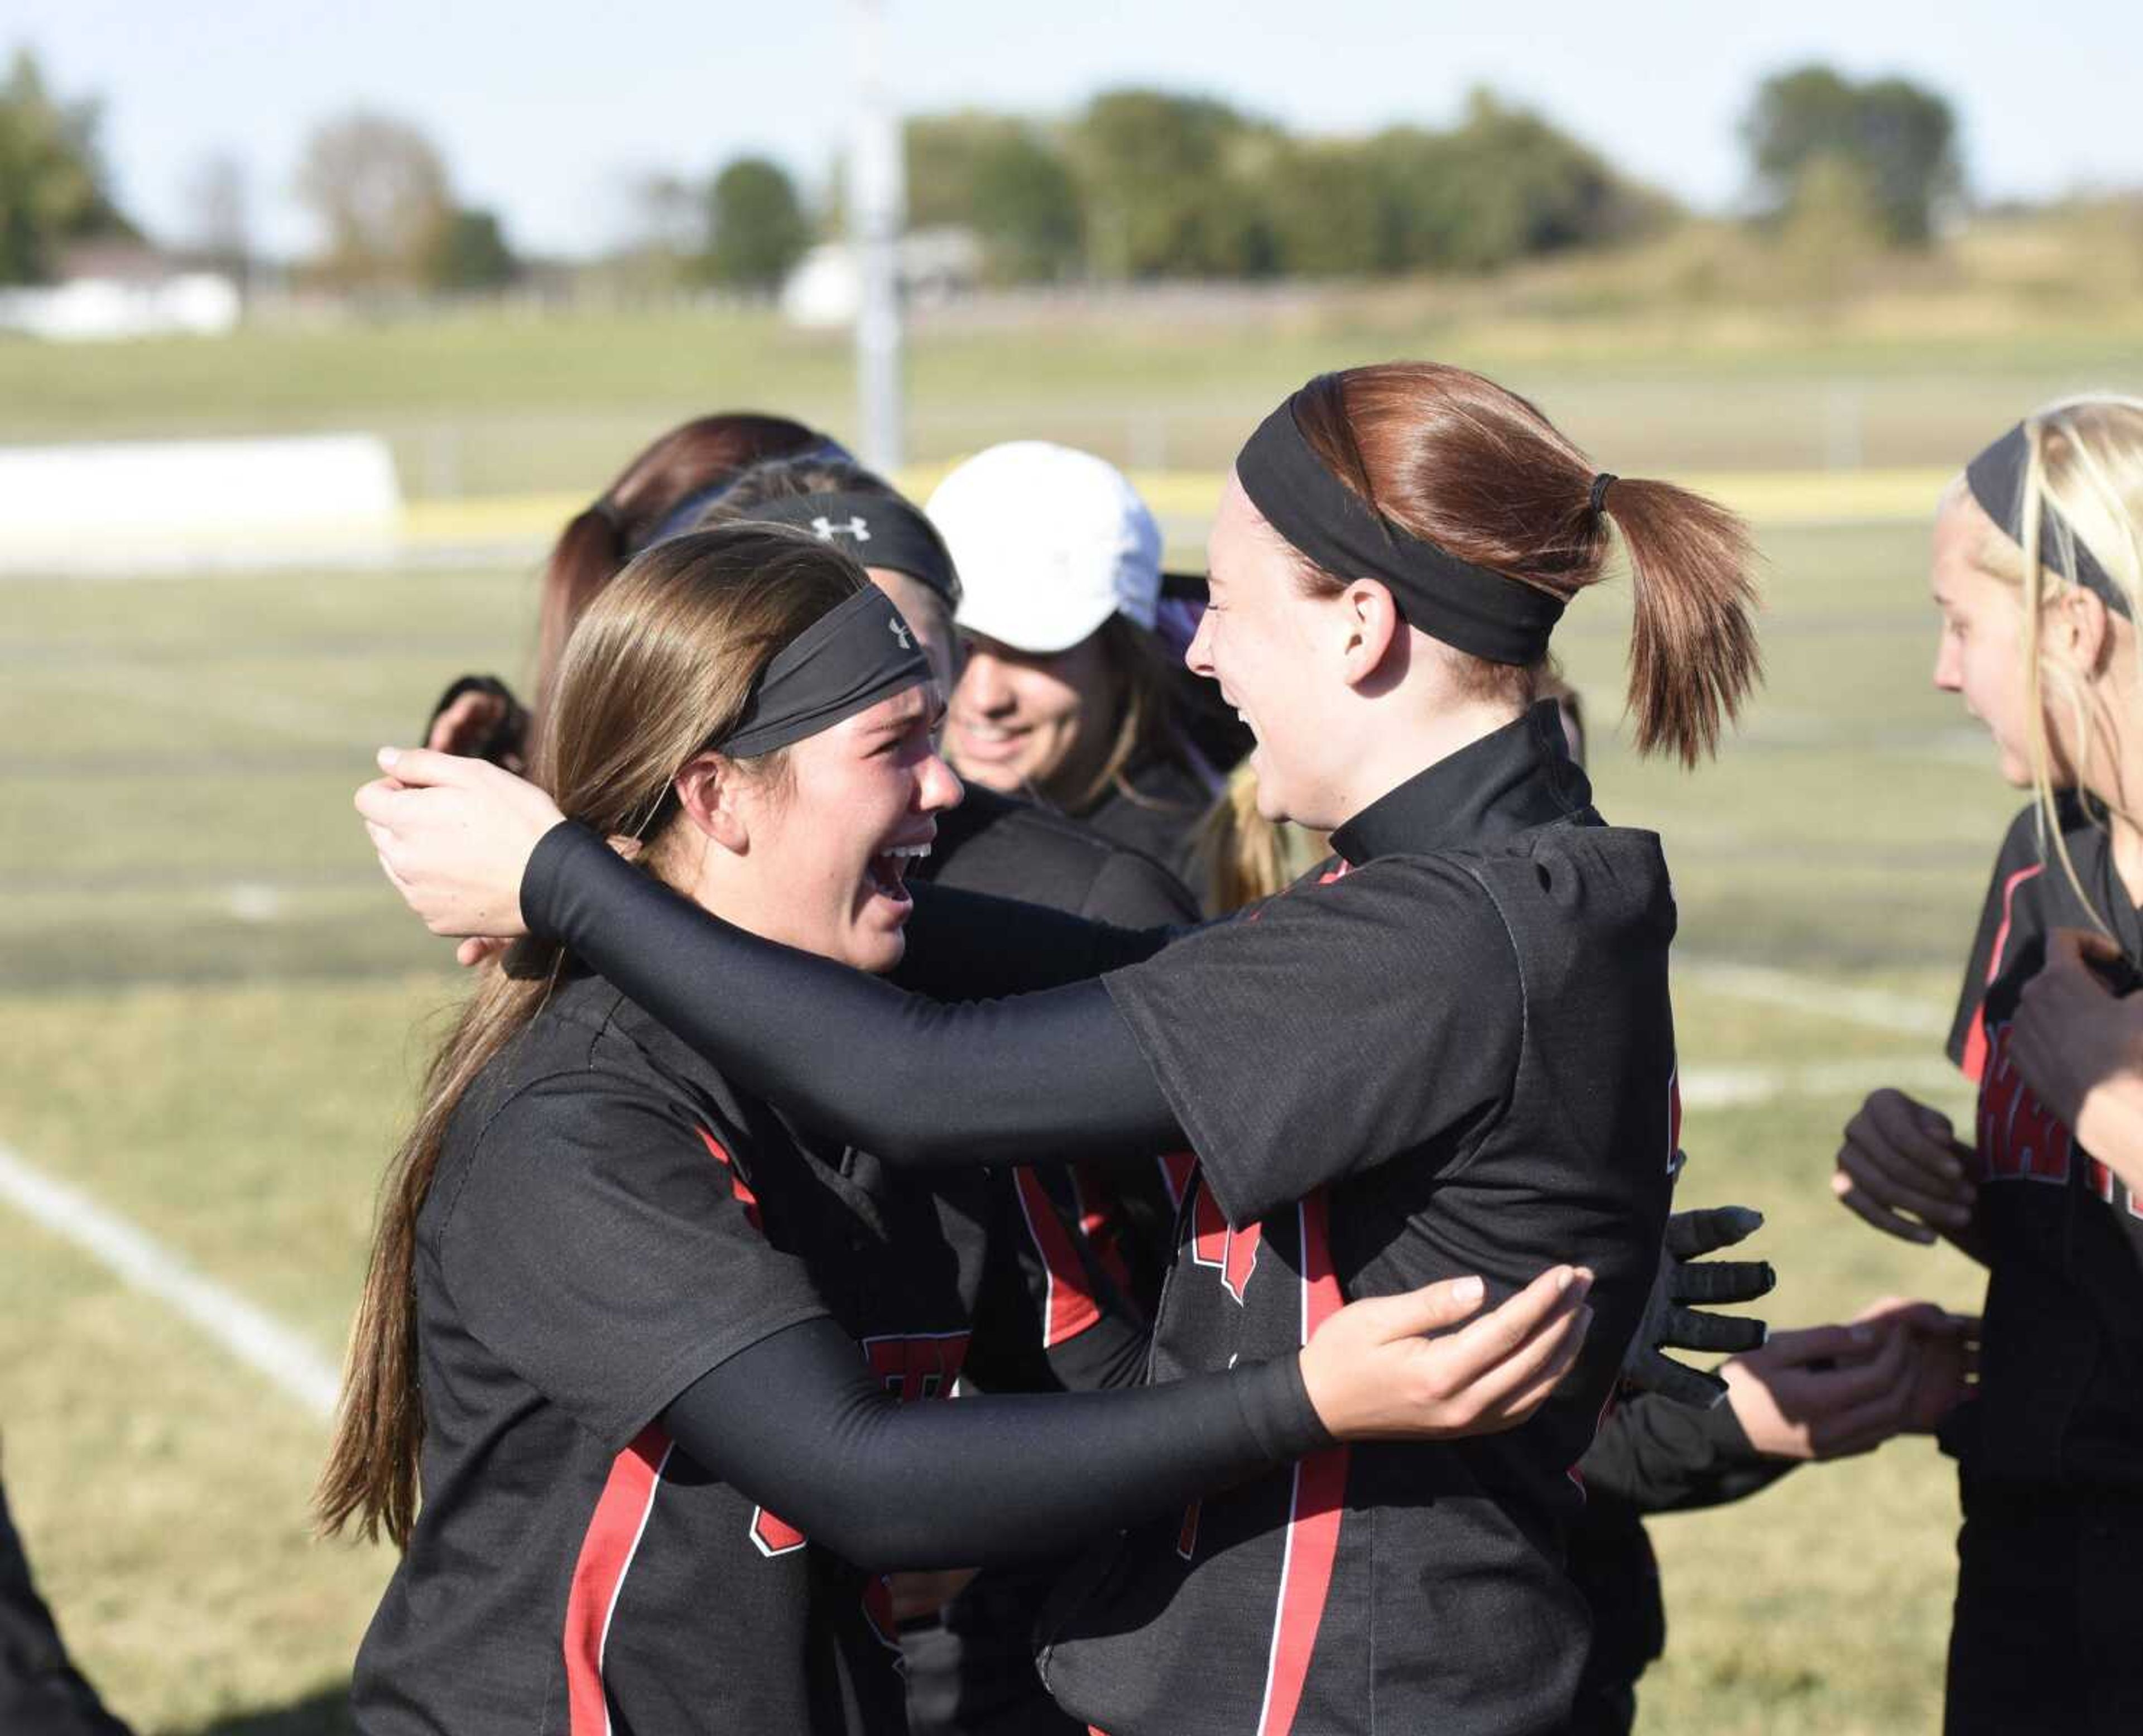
[1330,700,1592,867]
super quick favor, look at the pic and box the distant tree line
[0,44,1974,295]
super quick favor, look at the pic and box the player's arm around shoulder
[435,1069,829,1449]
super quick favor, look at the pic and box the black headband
[636,437,857,552]
[743,490,963,610]
[718,584,932,759]
[1965,423,2130,619]
[1234,396,1567,665]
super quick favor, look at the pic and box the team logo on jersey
[1977,1020,2139,1214]
[812,514,871,543]
[1189,1177,1261,1304]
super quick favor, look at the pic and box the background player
[1826,395,2143,1735]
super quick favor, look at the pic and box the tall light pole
[851,0,905,472]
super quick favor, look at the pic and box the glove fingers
[1662,1304,1769,1353]
[1675,1259,1776,1306]
[1664,1204,1765,1259]
[1624,1348,1731,1411]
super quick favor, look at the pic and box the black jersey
[1074,752,1215,898]
[1037,704,1679,1736]
[917,780,1198,1334]
[1944,799,2143,1494]
[908,778,1197,1736]
[351,972,1021,1736]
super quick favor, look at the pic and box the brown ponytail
[1290,362,1760,766]
[1594,475,1760,764]
[318,527,864,1547]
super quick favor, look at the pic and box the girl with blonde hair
[1828,395,2143,1734]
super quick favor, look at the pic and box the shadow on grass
[183,1685,353,1736]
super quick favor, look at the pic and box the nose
[1931,630,1962,693]
[1185,605,1216,678]
[959,650,1014,716]
[917,749,964,815]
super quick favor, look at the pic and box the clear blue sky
[16,0,2142,259]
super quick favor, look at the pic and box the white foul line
[0,1141,339,1418]
[1678,959,1953,1040]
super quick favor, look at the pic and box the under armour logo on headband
[888,617,912,651]
[813,515,871,544]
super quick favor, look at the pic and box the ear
[2051,586,2114,677]
[1336,578,1403,690]
[673,752,753,854]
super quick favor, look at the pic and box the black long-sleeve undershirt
[524,821,1179,1167]
[893,880,1180,1001]
[660,1315,1327,1571]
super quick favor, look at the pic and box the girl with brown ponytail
[361,360,1769,1735]
[333,520,1604,1736]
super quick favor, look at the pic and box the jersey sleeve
[1101,856,1524,1228]
[960,1167,1151,1396]
[1946,805,2046,1080]
[433,1072,830,1450]
[1577,1392,1793,1516]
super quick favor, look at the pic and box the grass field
[0,285,2128,1732]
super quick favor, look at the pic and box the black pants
[0,1474,130,1736]
[1945,1473,2143,1736]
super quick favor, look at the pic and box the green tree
[969,131,1082,281]
[0,47,134,284]
[424,206,517,291]
[1264,137,1388,276]
[1379,92,1650,273]
[704,155,809,292]
[1069,88,1279,279]
[1743,65,1961,246]
[295,110,453,291]
[905,112,1082,282]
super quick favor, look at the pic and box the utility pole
[852,0,905,471]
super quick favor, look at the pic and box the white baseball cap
[925,442,1162,654]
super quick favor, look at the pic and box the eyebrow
[873,690,938,733]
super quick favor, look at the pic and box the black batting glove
[1623,1200,1775,1411]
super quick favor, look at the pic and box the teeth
[883,843,931,860]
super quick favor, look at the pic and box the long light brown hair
[1290,362,1761,766]
[318,526,863,1547]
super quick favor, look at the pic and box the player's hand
[1621,1204,1774,1411]
[1720,1298,1976,1460]
[355,747,564,939]
[1299,1266,1593,1442]
[1851,1296,1979,1435]
[1833,1088,1977,1246]
[2010,929,2143,1177]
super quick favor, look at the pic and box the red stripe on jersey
[1255,1191,1348,1736]
[1961,864,2045,1083]
[696,1124,762,1230]
[563,1424,675,1736]
[1013,1166,1103,1348]
[1072,1164,1138,1299]
[1189,1176,1261,1303]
